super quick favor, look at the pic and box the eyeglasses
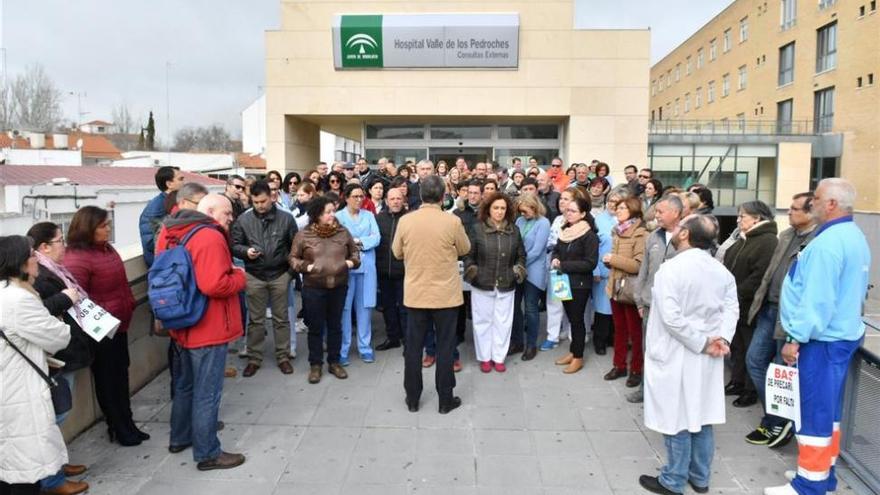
[350,194,365,199]
[638,175,651,179]
[48,238,66,245]
[329,179,340,184]
[232,184,245,191]
[551,164,562,168]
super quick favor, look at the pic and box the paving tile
[539,456,611,489]
[475,454,542,487]
[411,454,476,486]
[417,427,475,456]
[474,428,532,456]
[531,430,593,457]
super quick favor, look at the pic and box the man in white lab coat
[639,214,739,495]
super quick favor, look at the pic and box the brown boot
[555,353,574,366]
[308,364,322,384]
[563,358,584,374]
[328,362,348,379]
[41,480,89,495]
[196,451,246,471]
[62,463,87,476]
[224,366,237,378]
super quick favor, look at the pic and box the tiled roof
[54,133,123,159]
[84,120,112,126]
[0,165,225,187]
[0,134,31,149]
[234,152,266,169]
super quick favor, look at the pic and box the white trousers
[545,290,571,342]
[471,288,515,363]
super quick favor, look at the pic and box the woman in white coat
[641,216,737,495]
[0,236,71,495]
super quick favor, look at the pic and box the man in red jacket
[155,193,247,471]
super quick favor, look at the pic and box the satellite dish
[76,138,84,150]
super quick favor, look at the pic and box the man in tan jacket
[393,174,471,414]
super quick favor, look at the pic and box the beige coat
[605,220,648,301]
[392,204,471,308]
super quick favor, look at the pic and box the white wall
[0,184,223,248]
[4,148,83,166]
[117,151,234,173]
[242,95,266,155]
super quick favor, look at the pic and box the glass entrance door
[429,147,493,167]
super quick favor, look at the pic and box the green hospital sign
[332,13,519,70]
[340,15,384,68]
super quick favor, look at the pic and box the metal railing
[841,318,880,494]
[649,119,818,136]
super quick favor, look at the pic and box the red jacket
[64,243,136,333]
[155,210,247,349]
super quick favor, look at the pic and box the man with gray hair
[765,178,871,495]
[393,175,471,414]
[407,159,435,210]
[640,214,737,495]
[628,194,684,403]
[176,182,209,210]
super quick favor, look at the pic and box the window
[696,87,703,108]
[819,0,836,9]
[777,99,793,133]
[652,80,657,96]
[781,0,797,29]
[857,76,863,88]
[860,5,866,16]
[870,73,875,85]
[740,17,749,42]
[778,42,795,85]
[659,75,664,91]
[710,38,718,60]
[872,0,877,11]
[685,93,691,113]
[814,86,835,132]
[708,81,716,103]
[816,22,837,73]
[722,74,731,97]
[736,113,746,131]
[365,125,424,139]
[496,125,559,139]
[723,29,732,52]
[738,65,748,90]
[675,64,681,82]
[697,48,705,68]
[667,70,672,86]
[674,98,680,117]
[429,126,491,139]
[686,56,692,75]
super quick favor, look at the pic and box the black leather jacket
[231,205,298,281]
[463,220,526,292]
[32,266,95,373]
[376,209,407,279]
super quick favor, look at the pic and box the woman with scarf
[602,197,648,388]
[280,172,301,210]
[26,222,92,495]
[551,196,599,374]
[290,196,360,384]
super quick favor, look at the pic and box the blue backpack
[148,224,215,330]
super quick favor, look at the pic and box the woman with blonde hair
[510,194,551,360]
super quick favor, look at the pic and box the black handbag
[0,329,73,415]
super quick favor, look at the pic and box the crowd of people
[0,152,869,495]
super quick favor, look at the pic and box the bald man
[155,193,248,471]
[375,188,409,350]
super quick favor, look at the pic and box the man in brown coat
[393,175,471,414]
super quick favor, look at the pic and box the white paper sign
[765,363,801,429]
[67,297,121,342]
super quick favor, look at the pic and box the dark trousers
[303,285,346,365]
[512,281,542,348]
[562,288,591,359]
[0,482,39,495]
[592,312,614,350]
[456,292,471,343]
[611,300,644,374]
[405,307,458,404]
[730,319,757,393]
[379,277,407,344]
[91,331,135,436]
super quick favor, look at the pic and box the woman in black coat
[550,196,600,374]
[723,200,778,407]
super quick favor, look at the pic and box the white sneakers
[764,483,798,495]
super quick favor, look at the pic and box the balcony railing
[649,119,818,136]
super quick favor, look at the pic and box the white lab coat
[643,248,738,436]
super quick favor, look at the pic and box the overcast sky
[2,0,730,140]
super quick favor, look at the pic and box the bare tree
[0,83,12,131]
[9,65,63,131]
[111,103,135,134]
[173,124,233,152]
